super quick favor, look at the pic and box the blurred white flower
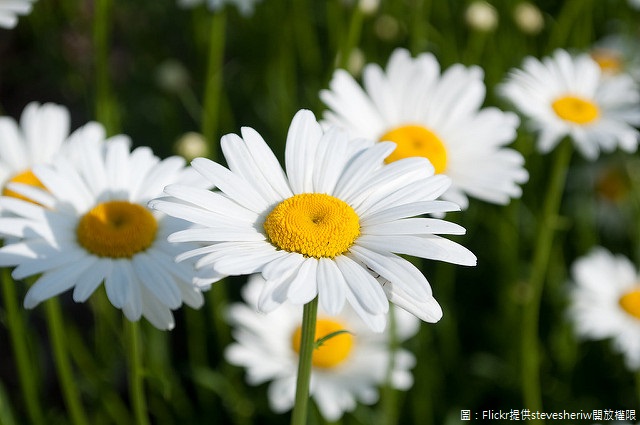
[465,1,498,32]
[0,102,81,205]
[321,48,527,210]
[177,0,262,16]
[569,247,640,370]
[174,132,210,161]
[0,0,36,29]
[499,49,640,159]
[513,2,544,35]
[225,274,419,421]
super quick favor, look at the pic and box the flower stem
[381,307,399,425]
[521,140,573,418]
[202,10,227,160]
[337,3,364,70]
[44,298,90,425]
[1,269,45,425]
[290,297,318,425]
[93,0,119,134]
[125,320,150,425]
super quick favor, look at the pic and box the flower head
[0,102,84,205]
[0,0,36,29]
[225,274,419,421]
[499,49,640,159]
[177,0,261,16]
[150,109,476,331]
[0,134,215,330]
[320,48,527,210]
[569,247,640,370]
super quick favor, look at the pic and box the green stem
[44,298,90,425]
[201,10,227,160]
[290,297,318,425]
[94,0,118,134]
[381,307,399,425]
[1,269,45,425]
[125,320,150,425]
[521,140,573,420]
[337,3,364,70]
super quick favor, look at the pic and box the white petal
[334,255,389,315]
[316,257,346,315]
[284,110,323,194]
[286,258,318,305]
[23,261,93,308]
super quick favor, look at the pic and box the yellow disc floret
[552,95,600,125]
[263,193,360,258]
[379,124,448,174]
[77,200,158,258]
[2,169,47,203]
[292,318,354,369]
[619,288,640,320]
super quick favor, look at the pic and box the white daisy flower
[590,34,640,83]
[0,136,216,330]
[0,102,91,205]
[0,0,36,29]
[499,49,640,160]
[150,109,476,332]
[319,48,528,210]
[177,0,261,16]
[568,247,640,370]
[225,274,419,421]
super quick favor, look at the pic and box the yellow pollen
[291,318,354,369]
[379,125,448,174]
[619,288,640,320]
[591,50,622,74]
[76,200,158,258]
[2,169,46,203]
[263,193,360,259]
[551,95,600,125]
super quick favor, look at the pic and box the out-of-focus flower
[321,48,528,210]
[374,14,401,41]
[465,1,498,32]
[0,135,216,330]
[0,102,82,205]
[590,35,640,82]
[156,60,191,94]
[0,0,36,29]
[358,0,379,15]
[513,2,544,35]
[499,49,640,160]
[569,247,640,370]
[177,0,262,16]
[225,274,419,421]
[174,132,210,161]
[150,109,476,332]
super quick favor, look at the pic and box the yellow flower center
[76,200,158,258]
[291,318,354,369]
[379,125,448,174]
[619,288,640,320]
[263,193,360,259]
[2,169,46,203]
[551,95,600,125]
[591,50,622,74]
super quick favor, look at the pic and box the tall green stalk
[125,321,151,425]
[44,298,90,425]
[93,0,119,135]
[521,140,573,419]
[290,297,318,425]
[337,3,365,70]
[1,269,45,425]
[380,307,399,425]
[201,10,227,160]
